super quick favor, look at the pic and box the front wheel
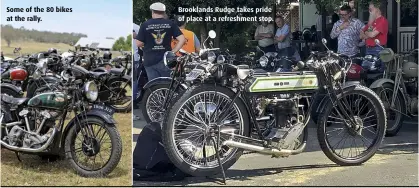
[140,83,185,123]
[317,85,386,166]
[64,117,122,177]
[162,85,250,177]
[374,83,405,136]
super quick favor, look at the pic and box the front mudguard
[60,109,117,149]
[311,81,360,123]
[143,77,188,91]
[0,83,23,97]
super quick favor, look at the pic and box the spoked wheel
[375,83,405,136]
[108,80,132,113]
[141,83,185,123]
[318,85,386,166]
[64,117,122,177]
[162,85,249,177]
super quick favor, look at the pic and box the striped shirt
[330,18,365,57]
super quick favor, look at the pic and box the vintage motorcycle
[0,64,122,177]
[139,30,220,123]
[161,38,387,182]
[370,39,418,136]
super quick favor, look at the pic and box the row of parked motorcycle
[0,48,132,177]
[135,30,418,181]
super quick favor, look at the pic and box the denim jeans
[144,62,171,81]
[278,47,292,70]
[362,46,385,73]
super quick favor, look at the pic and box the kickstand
[15,151,22,162]
[210,125,227,185]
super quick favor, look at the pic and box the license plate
[92,104,115,115]
[186,69,204,81]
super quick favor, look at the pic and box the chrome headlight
[83,81,98,102]
[207,52,216,63]
[36,59,48,74]
[259,56,268,67]
[217,55,226,64]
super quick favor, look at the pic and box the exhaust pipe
[222,140,306,157]
[0,127,57,153]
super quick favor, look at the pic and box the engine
[256,94,307,150]
[5,108,60,149]
[405,78,418,114]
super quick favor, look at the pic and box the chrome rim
[170,91,244,169]
[146,88,170,122]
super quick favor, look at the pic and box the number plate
[92,104,115,115]
[186,69,204,81]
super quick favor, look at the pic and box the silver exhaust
[222,140,306,157]
[0,127,57,153]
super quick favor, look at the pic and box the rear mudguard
[312,81,360,121]
[1,83,23,97]
[107,74,131,86]
[60,109,117,149]
[142,77,188,90]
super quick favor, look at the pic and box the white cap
[150,2,166,12]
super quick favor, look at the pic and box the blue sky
[1,0,131,39]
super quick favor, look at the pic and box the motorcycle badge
[55,96,65,102]
[152,31,166,45]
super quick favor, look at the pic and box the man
[254,20,276,53]
[330,5,364,57]
[132,28,141,115]
[274,16,292,70]
[348,0,357,17]
[136,2,186,81]
[171,15,201,54]
[360,1,388,72]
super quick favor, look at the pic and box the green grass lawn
[0,113,132,186]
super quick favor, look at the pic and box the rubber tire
[317,85,386,166]
[374,83,405,137]
[140,83,185,124]
[106,77,132,113]
[1,88,21,98]
[162,85,250,177]
[64,117,122,177]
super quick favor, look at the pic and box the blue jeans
[278,47,292,70]
[144,62,171,81]
[362,46,385,73]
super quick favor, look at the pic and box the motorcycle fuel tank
[9,68,28,81]
[27,92,69,109]
[247,74,318,93]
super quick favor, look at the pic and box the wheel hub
[348,116,363,136]
[82,138,101,156]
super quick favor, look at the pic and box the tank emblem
[55,97,65,102]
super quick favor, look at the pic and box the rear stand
[209,125,227,185]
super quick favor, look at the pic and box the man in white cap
[135,2,185,81]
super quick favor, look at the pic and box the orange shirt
[171,28,195,55]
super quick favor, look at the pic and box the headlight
[217,55,225,64]
[36,59,47,74]
[163,51,177,69]
[83,81,98,102]
[32,71,42,79]
[207,52,216,63]
[259,56,268,67]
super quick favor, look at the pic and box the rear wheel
[106,78,132,113]
[162,85,249,177]
[317,85,386,166]
[374,83,405,136]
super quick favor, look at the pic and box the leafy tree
[112,34,133,51]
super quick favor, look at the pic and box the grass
[0,112,132,186]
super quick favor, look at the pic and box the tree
[112,34,133,51]
[2,25,17,47]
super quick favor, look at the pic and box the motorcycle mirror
[374,39,381,45]
[208,30,216,39]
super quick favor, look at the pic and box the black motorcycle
[1,65,122,177]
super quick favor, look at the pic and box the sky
[1,0,132,39]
